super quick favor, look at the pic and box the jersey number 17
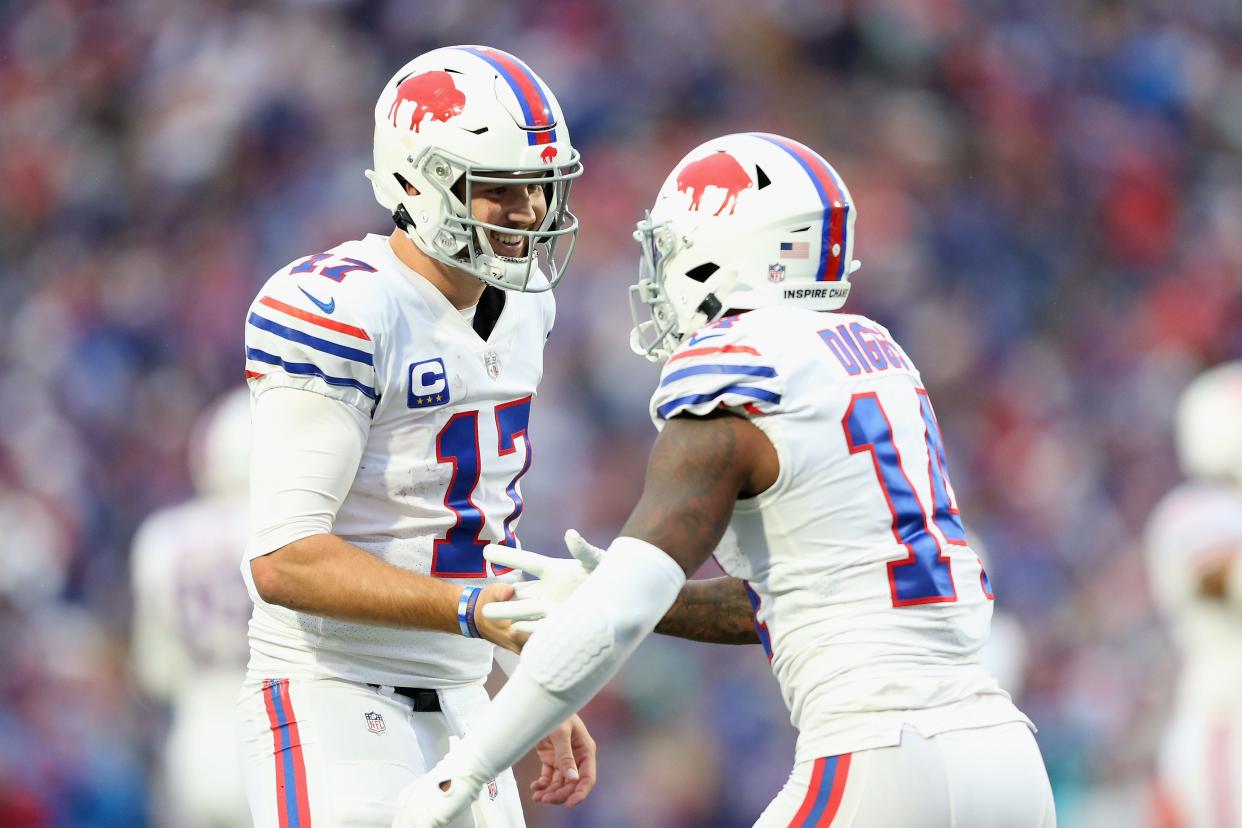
[431,397,532,578]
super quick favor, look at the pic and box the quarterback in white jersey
[1145,363,1242,828]
[131,388,252,827]
[396,133,1055,828]
[235,46,596,828]
[242,228,552,687]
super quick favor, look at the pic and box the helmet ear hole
[685,263,719,283]
[756,165,771,190]
[394,173,418,197]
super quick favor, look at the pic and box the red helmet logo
[675,152,753,216]
[388,71,466,132]
[540,146,558,164]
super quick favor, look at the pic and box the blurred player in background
[971,534,1031,700]
[396,132,1056,828]
[130,387,252,827]
[234,46,593,827]
[1145,362,1242,828]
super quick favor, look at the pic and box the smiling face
[468,177,548,259]
[389,172,557,307]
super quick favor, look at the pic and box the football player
[394,133,1057,827]
[131,387,252,827]
[1145,362,1242,828]
[234,46,593,828]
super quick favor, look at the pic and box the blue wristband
[457,587,483,638]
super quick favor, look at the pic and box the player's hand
[390,754,480,828]
[482,530,606,633]
[531,714,597,809]
[472,583,531,654]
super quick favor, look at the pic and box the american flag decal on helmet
[780,241,810,259]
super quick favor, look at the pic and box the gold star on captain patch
[436,394,443,401]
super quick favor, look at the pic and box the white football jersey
[130,492,252,826]
[243,233,549,687]
[131,493,252,693]
[650,307,1029,762]
[1145,481,1242,712]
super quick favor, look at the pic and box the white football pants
[162,672,251,827]
[235,676,524,828]
[755,722,1056,827]
[1157,708,1242,828]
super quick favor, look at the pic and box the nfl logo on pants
[365,711,386,734]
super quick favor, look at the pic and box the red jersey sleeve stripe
[667,344,760,364]
[259,295,371,341]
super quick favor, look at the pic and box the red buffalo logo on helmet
[676,152,753,216]
[540,146,558,164]
[388,70,466,132]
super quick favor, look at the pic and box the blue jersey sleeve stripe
[656,385,782,419]
[246,347,379,400]
[659,363,778,387]
[248,312,374,366]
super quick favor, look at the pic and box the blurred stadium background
[2,0,1241,825]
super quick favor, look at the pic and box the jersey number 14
[843,389,993,607]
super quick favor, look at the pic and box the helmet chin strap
[695,293,723,321]
[630,266,741,362]
[682,267,738,331]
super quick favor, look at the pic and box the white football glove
[482,530,605,633]
[390,750,485,828]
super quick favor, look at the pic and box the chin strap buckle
[695,293,723,321]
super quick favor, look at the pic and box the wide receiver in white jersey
[1145,362,1242,828]
[131,387,253,827]
[235,46,596,828]
[396,133,1057,828]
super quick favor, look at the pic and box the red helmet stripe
[458,46,556,146]
[751,133,850,282]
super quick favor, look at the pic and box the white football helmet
[630,132,860,361]
[366,46,582,291]
[188,387,252,498]
[1176,361,1242,483]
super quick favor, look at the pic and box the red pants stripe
[262,678,312,827]
[789,753,852,827]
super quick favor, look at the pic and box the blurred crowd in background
[2,0,1242,825]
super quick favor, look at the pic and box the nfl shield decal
[365,711,386,734]
[768,263,786,283]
